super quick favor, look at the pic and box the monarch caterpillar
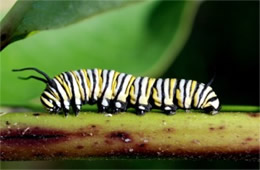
[13,67,221,116]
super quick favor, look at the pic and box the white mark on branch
[124,138,131,143]
[22,127,30,135]
[129,148,134,152]
[192,139,201,145]
[105,114,113,117]
[162,120,167,125]
[143,139,149,143]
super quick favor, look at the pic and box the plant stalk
[0,112,259,161]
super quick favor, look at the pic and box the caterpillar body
[13,68,221,116]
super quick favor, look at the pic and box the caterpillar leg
[62,108,69,117]
[136,109,145,115]
[163,105,177,115]
[63,112,67,117]
[112,101,127,113]
[98,106,109,113]
[136,106,146,115]
[136,104,152,115]
[71,104,81,116]
[98,99,111,113]
[204,106,219,115]
[74,105,81,116]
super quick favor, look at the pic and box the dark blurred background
[164,1,259,107]
[1,0,259,169]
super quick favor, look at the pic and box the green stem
[0,112,259,161]
[221,105,259,112]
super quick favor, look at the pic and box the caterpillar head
[40,88,62,113]
[12,67,63,113]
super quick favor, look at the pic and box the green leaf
[0,0,140,50]
[0,1,200,107]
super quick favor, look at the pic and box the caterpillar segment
[98,69,117,112]
[152,78,178,115]
[12,67,221,116]
[112,73,135,113]
[129,77,156,115]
